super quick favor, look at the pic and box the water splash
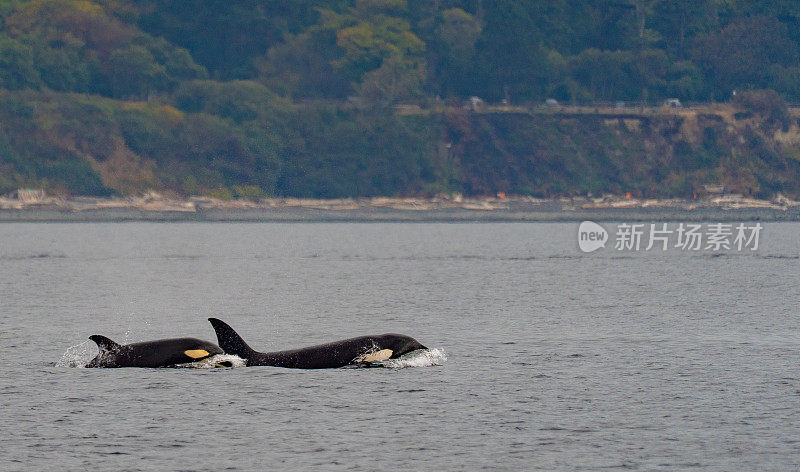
[383,348,447,368]
[56,340,96,368]
[122,315,149,344]
[175,354,246,369]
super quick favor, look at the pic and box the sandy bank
[2,192,800,222]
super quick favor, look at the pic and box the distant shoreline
[2,194,800,222]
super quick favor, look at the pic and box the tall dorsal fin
[208,318,257,359]
[89,335,121,354]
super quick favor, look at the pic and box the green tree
[134,0,338,79]
[333,15,425,82]
[568,49,636,101]
[649,0,717,54]
[5,0,206,98]
[358,55,425,104]
[0,36,41,89]
[103,45,168,98]
[473,0,551,101]
[257,29,351,99]
[258,0,426,101]
[430,8,481,97]
[665,61,707,100]
[25,34,93,92]
[692,16,800,98]
[172,80,281,123]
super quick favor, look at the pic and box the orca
[86,335,224,368]
[208,318,427,369]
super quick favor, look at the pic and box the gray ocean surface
[1,222,798,471]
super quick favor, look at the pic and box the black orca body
[208,318,427,369]
[86,335,223,368]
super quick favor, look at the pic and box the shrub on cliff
[733,89,791,132]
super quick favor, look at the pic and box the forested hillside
[1,0,800,198]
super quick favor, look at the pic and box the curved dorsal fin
[208,318,257,359]
[89,335,121,354]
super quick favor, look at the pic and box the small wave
[382,348,447,368]
[1,253,68,260]
[56,340,96,368]
[175,354,246,369]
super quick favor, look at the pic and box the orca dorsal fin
[89,335,122,354]
[208,318,257,359]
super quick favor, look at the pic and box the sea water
[1,222,799,470]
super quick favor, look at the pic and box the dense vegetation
[1,0,800,198]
